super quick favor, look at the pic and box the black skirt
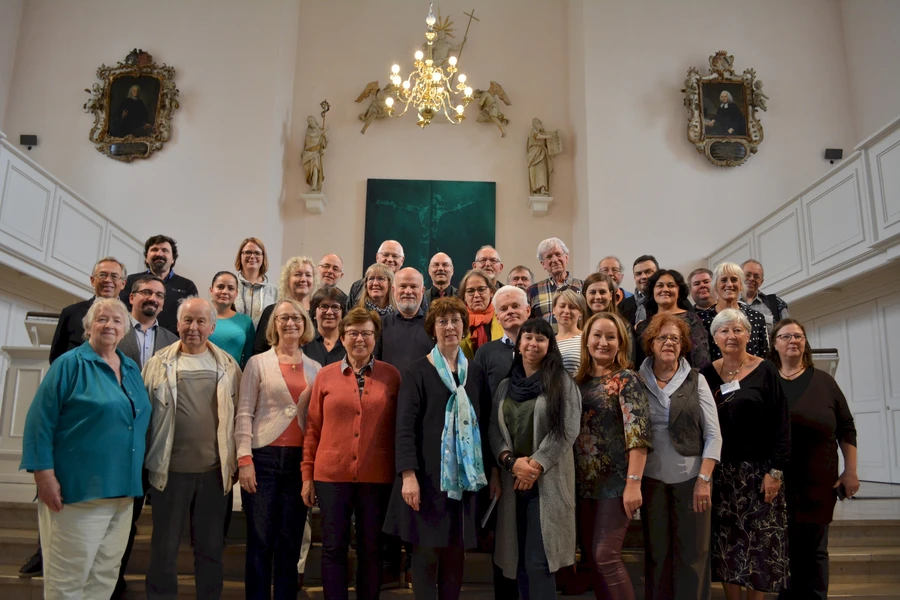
[712,461,789,592]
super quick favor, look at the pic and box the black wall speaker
[825,148,843,164]
[19,135,38,150]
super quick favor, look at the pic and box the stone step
[2,565,899,600]
[829,518,900,547]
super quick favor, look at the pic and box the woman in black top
[770,319,858,600]
[303,287,346,366]
[383,297,496,600]
[700,308,790,600]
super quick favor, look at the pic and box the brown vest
[667,369,705,457]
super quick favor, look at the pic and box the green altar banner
[363,179,496,287]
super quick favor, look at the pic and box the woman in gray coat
[490,318,581,599]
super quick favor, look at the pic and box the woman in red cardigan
[301,308,401,600]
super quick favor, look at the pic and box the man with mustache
[427,252,457,302]
[111,274,178,599]
[120,235,198,334]
[473,245,504,290]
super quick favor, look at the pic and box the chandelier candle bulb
[391,64,400,74]
[458,74,466,84]
[449,56,458,66]
[464,87,473,97]
[415,50,424,61]
[385,97,394,107]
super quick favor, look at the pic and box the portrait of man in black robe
[702,85,747,137]
[108,76,159,138]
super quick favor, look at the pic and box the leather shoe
[18,551,43,578]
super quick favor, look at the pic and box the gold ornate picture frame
[683,51,767,167]
[84,49,179,162]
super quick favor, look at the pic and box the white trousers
[38,497,133,600]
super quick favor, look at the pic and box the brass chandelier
[384,2,474,127]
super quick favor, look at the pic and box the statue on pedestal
[301,115,327,193]
[527,118,562,196]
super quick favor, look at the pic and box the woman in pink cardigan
[235,298,321,600]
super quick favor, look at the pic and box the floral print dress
[575,369,651,500]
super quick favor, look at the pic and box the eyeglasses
[317,304,342,313]
[776,333,805,342]
[377,252,403,261]
[367,276,388,283]
[475,258,501,265]
[241,250,263,258]
[436,317,464,328]
[344,330,375,340]
[134,289,166,300]
[465,286,489,295]
[275,315,304,324]
[745,273,763,281]
[654,335,682,345]
[94,272,123,282]
[599,267,622,275]
[318,263,343,274]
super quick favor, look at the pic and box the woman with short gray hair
[21,298,150,600]
[700,308,789,599]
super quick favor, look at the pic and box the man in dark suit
[48,257,127,364]
[706,90,746,136]
[112,274,178,599]
[120,235,198,334]
[619,255,658,326]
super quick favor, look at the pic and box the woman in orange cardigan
[301,308,401,600]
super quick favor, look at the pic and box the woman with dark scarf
[490,318,581,599]
[459,269,503,359]
[574,312,651,600]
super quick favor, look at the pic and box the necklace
[780,366,805,380]
[720,358,746,381]
[654,368,677,384]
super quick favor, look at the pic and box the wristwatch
[768,468,783,481]
[698,474,711,483]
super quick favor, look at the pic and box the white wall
[839,0,900,142]
[0,0,24,131]
[574,0,857,282]
[283,0,575,283]
[1,0,299,288]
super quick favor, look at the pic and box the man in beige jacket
[143,297,241,600]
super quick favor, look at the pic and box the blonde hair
[277,256,318,301]
[357,263,396,309]
[713,262,744,294]
[575,312,633,384]
[552,288,588,328]
[265,299,315,348]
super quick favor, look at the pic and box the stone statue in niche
[472,81,511,137]
[302,115,327,193]
[355,81,396,134]
[527,118,562,197]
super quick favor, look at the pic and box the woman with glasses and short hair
[769,319,857,600]
[302,308,401,600]
[234,237,278,328]
[236,299,320,600]
[304,287,346,366]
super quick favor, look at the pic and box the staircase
[1,500,899,599]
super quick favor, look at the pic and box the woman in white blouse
[235,299,321,600]
[636,313,722,600]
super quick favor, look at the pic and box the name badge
[720,381,740,395]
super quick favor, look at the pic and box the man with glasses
[527,237,583,328]
[48,256,128,364]
[472,245,504,289]
[121,235,198,334]
[596,256,634,305]
[427,252,456,302]
[375,268,432,376]
[741,259,790,335]
[112,274,178,598]
[345,240,405,310]
[316,254,348,307]
[20,256,129,579]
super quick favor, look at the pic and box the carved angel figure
[356,81,395,134]
[301,116,327,193]
[473,81,511,137]
[752,80,769,112]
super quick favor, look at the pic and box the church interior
[0,0,899,597]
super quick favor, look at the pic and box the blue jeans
[241,446,307,600]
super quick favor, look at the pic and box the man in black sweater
[120,234,198,334]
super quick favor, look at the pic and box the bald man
[374,267,432,375]
[473,245,504,289]
[346,240,405,309]
[427,252,457,302]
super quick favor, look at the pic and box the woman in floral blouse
[574,312,652,600]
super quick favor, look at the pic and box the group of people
[20,232,859,600]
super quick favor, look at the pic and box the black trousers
[411,544,466,600]
[146,470,227,600]
[316,481,392,600]
[778,521,828,600]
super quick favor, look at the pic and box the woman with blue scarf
[490,317,581,599]
[384,297,498,600]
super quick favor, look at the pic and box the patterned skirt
[712,461,789,592]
